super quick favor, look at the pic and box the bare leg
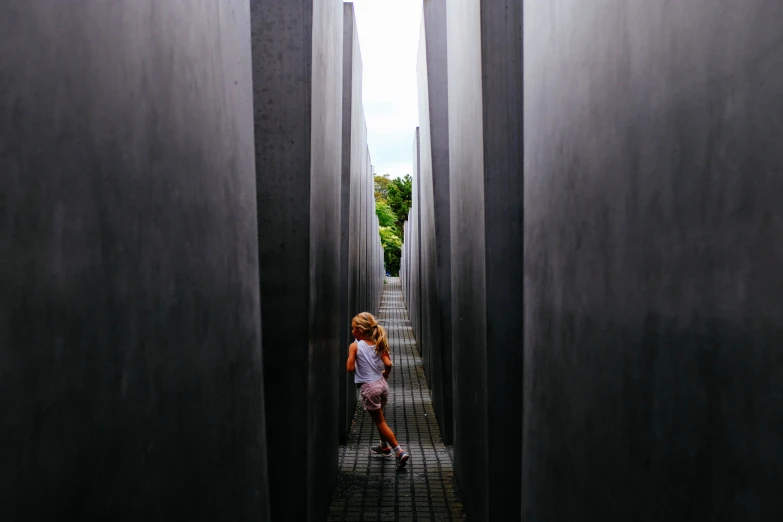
[368,408,398,448]
[377,406,388,444]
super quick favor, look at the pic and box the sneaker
[395,450,410,471]
[370,443,393,457]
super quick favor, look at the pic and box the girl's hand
[381,352,392,379]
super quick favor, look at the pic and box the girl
[346,312,410,471]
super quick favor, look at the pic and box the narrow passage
[328,278,466,521]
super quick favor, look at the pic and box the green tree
[374,174,392,201]
[373,174,412,276]
[379,225,403,276]
[375,200,397,228]
[387,174,413,237]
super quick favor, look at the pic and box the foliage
[379,226,403,250]
[375,200,397,228]
[374,173,413,276]
[378,225,403,275]
[374,174,392,201]
[387,175,413,235]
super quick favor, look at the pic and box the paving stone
[327,279,466,521]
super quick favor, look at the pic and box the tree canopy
[375,200,397,228]
[374,174,413,275]
[374,174,392,202]
[387,175,412,234]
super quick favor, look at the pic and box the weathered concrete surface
[405,129,422,343]
[416,0,454,445]
[417,14,435,397]
[339,3,362,443]
[0,1,268,520]
[447,0,524,519]
[401,221,410,303]
[524,1,783,520]
[339,7,384,443]
[251,0,343,519]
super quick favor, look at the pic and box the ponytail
[373,323,390,356]
[352,312,389,356]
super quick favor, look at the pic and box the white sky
[348,0,422,179]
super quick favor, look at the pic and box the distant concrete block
[410,128,422,343]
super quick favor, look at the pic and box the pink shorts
[360,378,389,411]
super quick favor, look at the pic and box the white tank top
[354,339,384,384]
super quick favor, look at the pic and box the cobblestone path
[328,278,466,521]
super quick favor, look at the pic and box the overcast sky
[349,0,422,179]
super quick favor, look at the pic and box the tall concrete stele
[251,0,383,519]
[446,1,524,519]
[1,2,270,520]
[415,0,454,445]
[1,0,384,520]
[340,3,385,443]
[523,0,783,520]
[250,0,343,519]
[410,0,783,520]
[401,127,422,364]
[404,0,524,517]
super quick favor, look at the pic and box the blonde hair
[352,312,389,356]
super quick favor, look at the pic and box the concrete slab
[338,3,384,444]
[0,2,268,520]
[524,1,783,519]
[339,3,361,443]
[251,0,343,518]
[416,0,454,444]
[447,0,524,518]
[409,129,422,343]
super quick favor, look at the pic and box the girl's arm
[346,342,358,372]
[381,351,393,379]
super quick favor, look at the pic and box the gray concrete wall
[251,0,343,519]
[416,0,454,444]
[366,149,383,312]
[371,193,383,311]
[417,18,435,391]
[524,1,783,520]
[340,3,360,443]
[339,3,385,443]
[447,0,524,519]
[401,222,409,302]
[0,2,269,520]
[408,129,422,343]
[359,143,367,320]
